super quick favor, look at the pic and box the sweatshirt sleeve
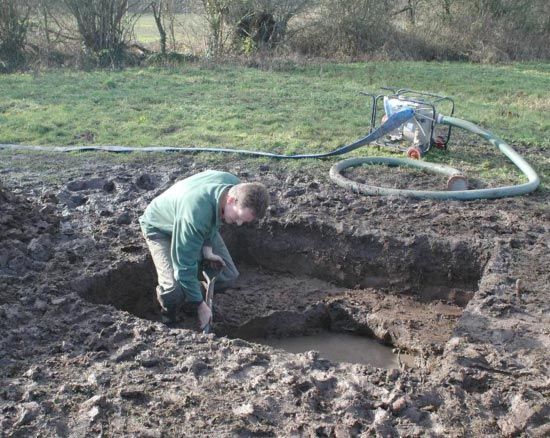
[170,218,205,303]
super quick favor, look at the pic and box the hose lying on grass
[329,114,540,200]
[0,109,540,200]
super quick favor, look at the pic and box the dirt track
[0,150,549,436]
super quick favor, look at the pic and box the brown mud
[0,150,549,437]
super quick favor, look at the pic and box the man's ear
[226,194,237,205]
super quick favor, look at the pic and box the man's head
[223,182,270,226]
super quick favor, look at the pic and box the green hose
[330,115,540,200]
[1,110,540,200]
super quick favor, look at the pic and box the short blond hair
[231,182,270,219]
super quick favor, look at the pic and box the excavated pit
[79,223,486,365]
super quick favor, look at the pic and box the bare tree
[61,0,141,65]
[0,0,32,70]
[150,0,178,54]
[194,0,314,56]
[33,0,76,51]
[151,1,167,53]
[234,0,313,50]
[198,0,234,56]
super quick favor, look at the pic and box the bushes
[407,0,550,62]
[197,0,312,56]
[144,51,198,66]
[231,0,311,52]
[61,0,136,67]
[0,0,31,71]
[290,0,393,58]
[0,0,548,72]
[289,0,550,61]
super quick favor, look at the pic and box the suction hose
[0,110,540,200]
[0,109,414,159]
[329,115,540,200]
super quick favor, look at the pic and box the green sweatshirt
[139,170,240,302]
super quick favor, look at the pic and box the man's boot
[156,286,178,324]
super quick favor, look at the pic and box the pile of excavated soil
[0,151,549,436]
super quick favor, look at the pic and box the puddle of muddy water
[247,330,414,369]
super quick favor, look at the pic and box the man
[139,170,270,328]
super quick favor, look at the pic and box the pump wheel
[434,136,446,149]
[406,147,421,160]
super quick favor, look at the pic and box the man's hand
[202,245,226,270]
[197,300,212,330]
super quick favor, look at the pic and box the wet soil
[0,149,549,437]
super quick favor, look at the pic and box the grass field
[0,61,548,186]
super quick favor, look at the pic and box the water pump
[363,87,455,159]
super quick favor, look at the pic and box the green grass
[0,61,548,186]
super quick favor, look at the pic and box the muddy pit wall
[224,221,487,306]
[78,221,488,355]
[76,259,159,321]
[80,221,486,316]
